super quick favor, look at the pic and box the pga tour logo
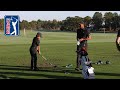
[4,15,20,36]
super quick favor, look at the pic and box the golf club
[40,53,47,61]
[39,53,57,67]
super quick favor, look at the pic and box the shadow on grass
[0,64,29,68]
[0,64,81,74]
[0,64,120,79]
[0,71,82,79]
[0,64,82,79]
[0,75,8,79]
[95,72,120,77]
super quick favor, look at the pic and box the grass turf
[0,31,120,79]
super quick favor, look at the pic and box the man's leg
[77,45,79,51]
[76,40,80,52]
[76,44,80,68]
[75,43,82,71]
[33,53,38,70]
[76,53,81,68]
[30,50,34,70]
[31,56,34,70]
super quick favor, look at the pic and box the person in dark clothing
[117,29,120,45]
[29,32,42,71]
[116,29,120,51]
[75,23,92,71]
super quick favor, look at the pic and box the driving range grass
[0,30,120,79]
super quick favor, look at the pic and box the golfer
[75,23,92,71]
[29,32,42,71]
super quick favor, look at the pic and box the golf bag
[80,50,95,79]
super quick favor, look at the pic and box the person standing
[75,23,92,71]
[117,29,120,45]
[29,32,42,71]
[116,29,120,51]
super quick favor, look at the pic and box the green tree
[61,16,83,31]
[0,19,4,30]
[112,12,119,31]
[92,12,103,30]
[104,12,114,31]
[20,20,29,30]
[30,20,37,30]
[52,19,58,30]
[36,19,42,30]
[84,16,91,27]
[118,15,120,28]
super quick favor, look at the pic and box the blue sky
[1,11,120,21]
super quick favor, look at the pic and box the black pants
[76,41,88,68]
[30,49,37,70]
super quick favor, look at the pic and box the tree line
[0,12,120,32]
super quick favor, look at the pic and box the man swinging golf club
[29,32,42,71]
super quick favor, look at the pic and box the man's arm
[85,35,92,40]
[117,30,120,37]
[79,35,92,42]
[37,46,40,54]
[36,38,40,54]
[117,37,120,44]
[117,30,120,44]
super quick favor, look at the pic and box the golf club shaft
[41,55,47,60]
[39,53,57,67]
[39,53,47,60]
